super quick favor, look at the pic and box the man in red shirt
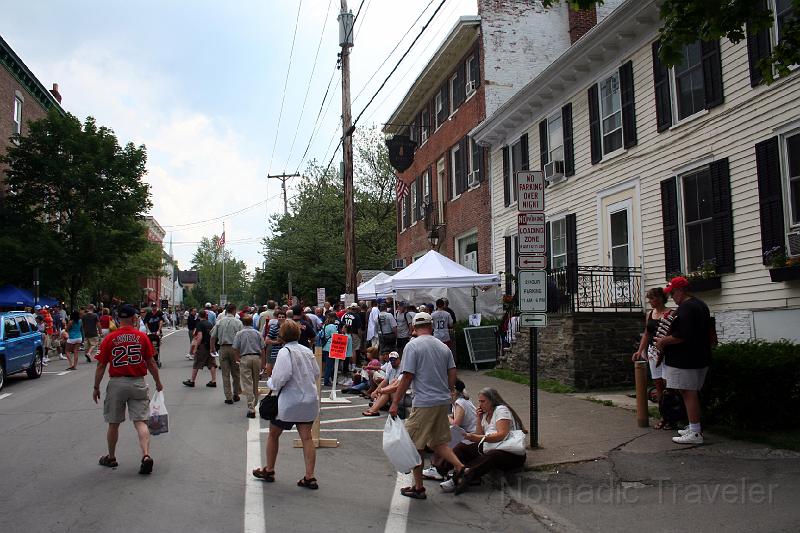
[93,303,164,475]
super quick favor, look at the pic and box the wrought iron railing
[546,265,643,314]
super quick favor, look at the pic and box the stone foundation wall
[498,313,642,390]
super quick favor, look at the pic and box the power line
[267,0,304,175]
[161,200,268,229]
[283,0,335,173]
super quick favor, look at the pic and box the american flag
[396,177,409,203]
[218,231,225,249]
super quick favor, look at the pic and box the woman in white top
[449,387,527,494]
[424,379,478,480]
[253,319,321,489]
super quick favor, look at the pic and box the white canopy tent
[375,250,503,319]
[356,272,394,300]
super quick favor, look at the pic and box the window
[551,218,567,269]
[457,232,479,272]
[450,143,461,198]
[13,96,23,135]
[547,112,564,163]
[422,169,431,207]
[465,55,476,96]
[435,93,444,130]
[785,132,800,226]
[421,108,430,144]
[775,0,794,43]
[16,317,30,334]
[449,73,458,115]
[673,41,705,120]
[466,137,482,186]
[400,195,408,231]
[410,180,418,224]
[598,72,623,154]
[3,317,19,339]
[682,168,715,272]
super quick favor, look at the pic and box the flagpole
[221,222,226,304]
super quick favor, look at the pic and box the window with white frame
[400,196,408,231]
[467,137,480,186]
[457,232,479,272]
[450,143,461,198]
[435,93,444,130]
[598,72,623,154]
[465,55,476,96]
[547,112,564,163]
[422,169,431,207]
[774,0,794,43]
[785,131,800,227]
[421,108,430,144]
[410,180,418,224]
[681,167,715,272]
[449,73,458,115]
[672,41,705,121]
[13,96,23,135]
[551,217,567,269]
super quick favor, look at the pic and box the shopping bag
[382,416,420,473]
[148,391,169,435]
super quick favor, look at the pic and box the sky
[1,0,476,272]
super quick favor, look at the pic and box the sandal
[297,476,319,490]
[400,486,427,499]
[252,467,275,482]
[654,420,674,430]
[99,455,118,468]
[453,467,470,495]
[139,455,154,475]
[362,410,380,417]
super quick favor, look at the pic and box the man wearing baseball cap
[656,276,712,445]
[390,312,466,499]
[93,303,164,474]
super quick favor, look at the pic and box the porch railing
[546,265,643,314]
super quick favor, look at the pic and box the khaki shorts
[405,404,451,450]
[193,344,217,369]
[349,333,362,352]
[104,377,150,423]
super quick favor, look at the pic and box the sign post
[316,288,326,309]
[293,346,340,449]
[322,333,351,404]
[516,170,546,449]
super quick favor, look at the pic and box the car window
[27,316,39,331]
[4,317,20,339]
[17,317,30,334]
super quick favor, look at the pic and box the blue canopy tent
[0,284,61,308]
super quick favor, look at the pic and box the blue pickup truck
[0,311,44,390]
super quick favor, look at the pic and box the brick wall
[567,6,597,44]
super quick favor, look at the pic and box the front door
[607,200,633,270]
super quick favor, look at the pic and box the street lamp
[427,228,440,250]
[471,285,478,315]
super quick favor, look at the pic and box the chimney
[568,6,597,45]
[50,83,62,104]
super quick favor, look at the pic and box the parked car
[0,311,44,390]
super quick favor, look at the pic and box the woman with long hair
[64,310,82,370]
[632,287,673,429]
[445,387,527,494]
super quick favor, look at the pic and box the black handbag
[259,390,279,420]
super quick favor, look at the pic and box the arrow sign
[518,255,547,270]
[519,313,548,327]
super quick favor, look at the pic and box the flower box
[769,265,800,282]
[689,276,721,292]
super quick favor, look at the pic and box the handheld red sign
[329,334,349,360]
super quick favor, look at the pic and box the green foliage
[1,110,151,308]
[258,126,396,303]
[541,0,800,85]
[190,236,251,307]
[87,238,164,304]
[702,340,800,430]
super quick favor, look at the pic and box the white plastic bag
[382,416,420,473]
[148,390,169,435]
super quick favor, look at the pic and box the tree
[256,126,397,303]
[1,110,153,308]
[190,236,251,306]
[546,0,799,83]
[86,239,164,304]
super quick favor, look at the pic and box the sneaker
[233,395,241,402]
[677,426,701,436]
[206,381,217,388]
[422,467,444,481]
[85,355,92,363]
[673,432,703,445]
[42,357,49,365]
[185,353,193,359]
[246,411,256,418]
[182,380,195,387]
[439,479,455,493]
[59,354,67,360]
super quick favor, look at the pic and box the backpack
[316,326,331,348]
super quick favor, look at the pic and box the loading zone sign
[517,270,548,313]
[517,212,546,254]
[517,171,545,212]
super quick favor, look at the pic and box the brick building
[142,216,166,306]
[384,1,619,274]
[1,34,63,196]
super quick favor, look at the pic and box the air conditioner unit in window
[467,171,480,188]
[544,160,565,185]
[392,258,406,270]
[787,231,800,257]
[466,80,476,94]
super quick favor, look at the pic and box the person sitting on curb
[362,352,402,416]
[424,379,478,481]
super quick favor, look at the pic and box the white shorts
[648,356,663,380]
[663,365,708,391]
[66,338,82,345]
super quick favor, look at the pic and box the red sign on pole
[329,334,349,360]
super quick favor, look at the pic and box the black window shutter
[538,120,548,171]
[520,133,530,171]
[458,137,468,193]
[545,221,552,273]
[652,41,673,132]
[755,137,786,263]
[619,60,638,149]
[502,146,510,207]
[710,158,734,273]
[562,103,574,177]
[471,46,480,88]
[451,148,459,198]
[701,40,724,110]
[747,1,772,87]
[403,193,411,229]
[504,236,513,294]
[427,165,434,202]
[456,62,466,107]
[660,177,681,278]
[588,85,602,164]
[565,213,578,293]
[415,175,423,220]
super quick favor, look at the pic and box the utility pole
[267,172,300,305]
[339,1,357,302]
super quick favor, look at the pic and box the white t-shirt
[431,310,453,342]
[454,397,478,433]
[480,405,517,435]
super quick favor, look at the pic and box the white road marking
[320,415,385,424]
[0,393,13,400]
[384,473,412,533]
[320,403,370,410]
[161,329,181,339]
[265,428,383,434]
[244,417,265,533]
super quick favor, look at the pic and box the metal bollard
[634,360,649,428]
